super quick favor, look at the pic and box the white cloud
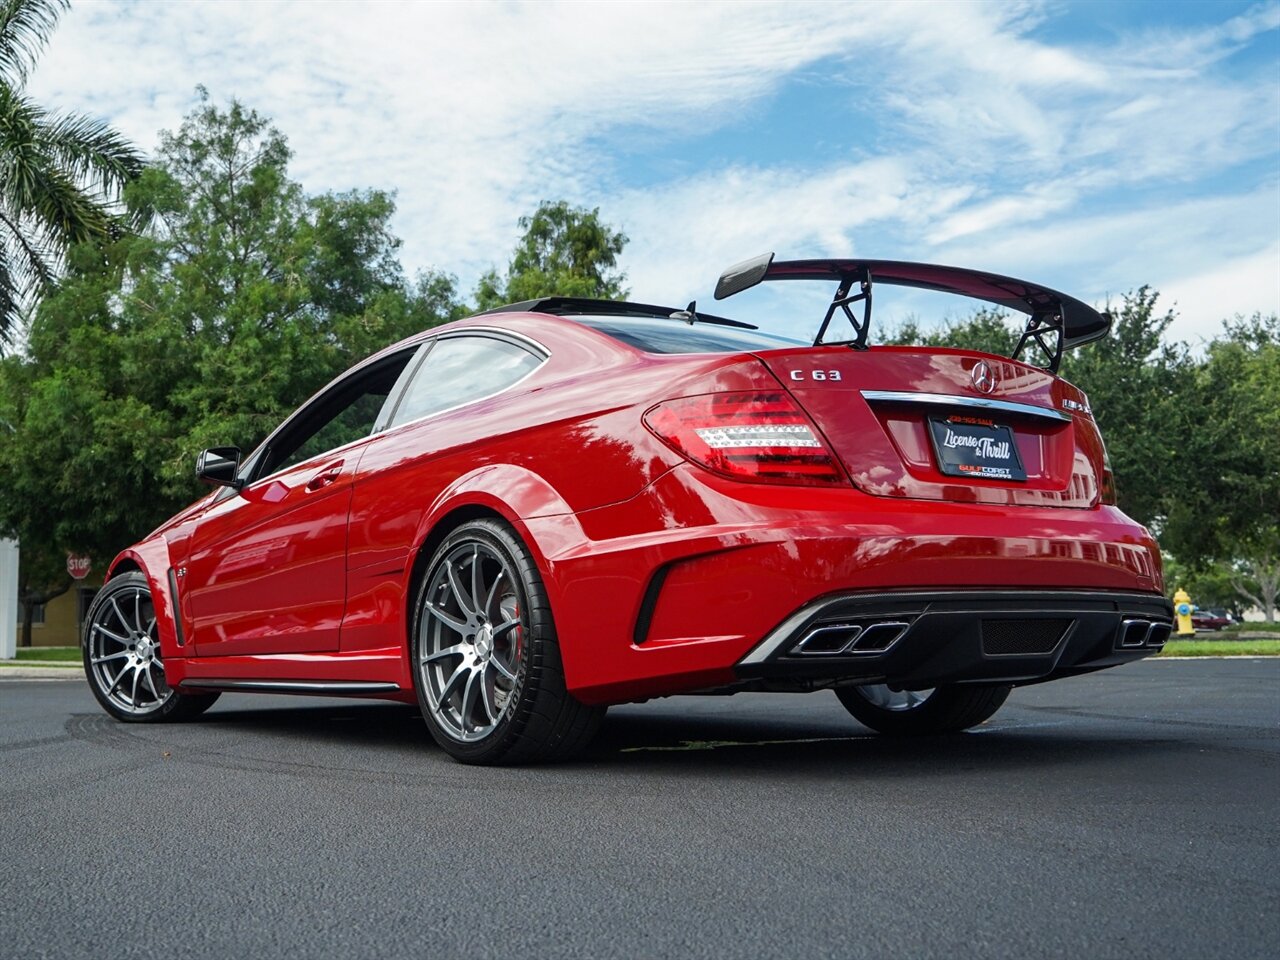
[1112,1,1280,74]
[928,186,1075,245]
[35,1,889,278]
[934,182,1280,339]
[1160,241,1280,344]
[26,0,1280,330]
[615,157,953,301]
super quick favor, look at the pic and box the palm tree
[0,0,144,348]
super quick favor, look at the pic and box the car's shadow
[141,697,1191,779]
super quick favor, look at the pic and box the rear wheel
[82,572,219,723]
[836,683,1010,736]
[411,519,604,764]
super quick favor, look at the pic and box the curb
[0,665,84,679]
[1152,655,1280,660]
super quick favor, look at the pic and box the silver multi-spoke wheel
[855,684,935,712]
[86,582,172,716]
[412,520,605,764]
[418,540,525,743]
[82,572,219,724]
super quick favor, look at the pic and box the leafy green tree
[1057,287,1189,528]
[1161,553,1250,621]
[0,342,74,645]
[1161,314,1279,621]
[0,94,462,596]
[474,200,628,310]
[882,308,1021,357]
[0,0,145,348]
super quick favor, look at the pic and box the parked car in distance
[82,253,1173,764]
[1192,610,1236,631]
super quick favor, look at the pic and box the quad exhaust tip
[791,620,912,657]
[1118,619,1172,649]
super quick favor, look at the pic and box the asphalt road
[1,659,1277,960]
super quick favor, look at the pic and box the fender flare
[102,541,186,659]
[405,464,589,619]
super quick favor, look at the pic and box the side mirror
[196,447,243,489]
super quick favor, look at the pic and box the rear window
[574,316,803,354]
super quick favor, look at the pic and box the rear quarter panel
[341,315,764,654]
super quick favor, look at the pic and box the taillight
[643,391,845,486]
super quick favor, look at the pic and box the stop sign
[66,554,92,580]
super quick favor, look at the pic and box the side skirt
[163,646,415,702]
[178,679,400,696]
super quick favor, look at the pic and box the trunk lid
[755,345,1105,508]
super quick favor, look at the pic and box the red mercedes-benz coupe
[82,255,1172,763]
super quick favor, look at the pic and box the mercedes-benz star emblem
[971,360,997,394]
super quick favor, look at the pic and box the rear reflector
[1100,444,1117,505]
[1100,466,1118,505]
[644,391,845,486]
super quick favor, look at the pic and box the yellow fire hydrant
[1173,588,1196,636]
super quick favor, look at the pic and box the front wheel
[411,519,604,765]
[836,683,1010,736]
[82,572,219,723]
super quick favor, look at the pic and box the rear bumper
[532,464,1166,705]
[735,589,1173,690]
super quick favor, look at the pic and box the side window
[387,336,543,429]
[255,347,420,480]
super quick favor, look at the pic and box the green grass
[1159,639,1280,657]
[11,646,80,662]
[1220,621,1280,634]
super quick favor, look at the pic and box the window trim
[226,327,549,494]
[376,328,549,436]
[374,340,434,434]
[237,342,426,492]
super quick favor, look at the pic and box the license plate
[927,415,1026,481]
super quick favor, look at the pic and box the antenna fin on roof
[669,300,699,324]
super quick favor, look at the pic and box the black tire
[835,683,1010,736]
[82,571,219,723]
[411,518,604,765]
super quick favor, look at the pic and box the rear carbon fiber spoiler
[481,296,756,329]
[714,253,1111,372]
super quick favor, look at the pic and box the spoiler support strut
[1012,311,1065,374]
[814,268,873,349]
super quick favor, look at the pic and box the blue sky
[31,0,1280,343]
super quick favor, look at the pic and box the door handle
[305,460,344,492]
